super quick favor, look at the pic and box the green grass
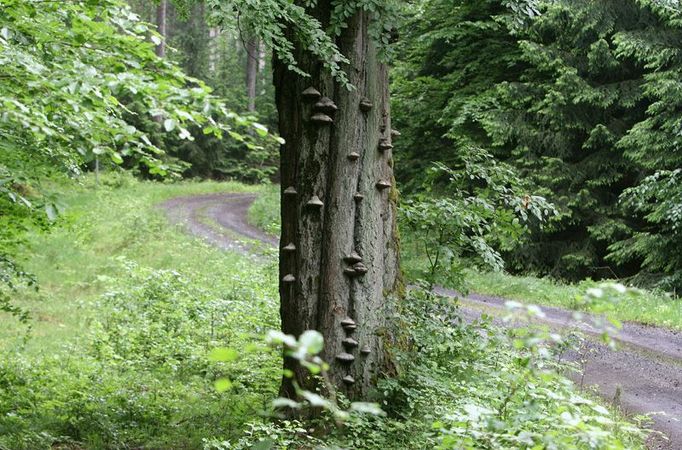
[246,183,280,236]
[400,227,682,330]
[1,173,270,353]
[462,269,682,330]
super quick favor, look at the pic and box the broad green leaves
[0,0,274,194]
[265,330,384,420]
[400,152,555,288]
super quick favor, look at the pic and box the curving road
[161,192,682,450]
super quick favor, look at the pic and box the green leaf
[208,347,238,362]
[163,119,176,132]
[301,391,330,408]
[214,378,233,392]
[299,330,324,355]
[45,203,58,222]
[253,123,268,137]
[271,397,300,409]
[350,402,386,416]
[228,131,245,142]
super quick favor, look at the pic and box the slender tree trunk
[246,37,259,112]
[208,27,220,74]
[258,41,266,73]
[155,0,167,58]
[153,0,168,125]
[274,4,401,400]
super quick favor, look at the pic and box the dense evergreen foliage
[607,0,682,291]
[393,0,682,290]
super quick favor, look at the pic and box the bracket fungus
[343,251,363,264]
[306,195,324,209]
[282,243,296,253]
[360,345,371,355]
[391,129,401,138]
[314,97,338,114]
[342,337,359,349]
[353,193,364,202]
[283,186,297,196]
[336,352,355,364]
[282,274,296,283]
[347,152,360,161]
[376,180,392,191]
[302,87,321,102]
[344,268,358,277]
[311,112,333,125]
[359,97,373,112]
[340,317,356,326]
[342,375,356,385]
[378,139,393,152]
[341,317,357,332]
[353,262,368,275]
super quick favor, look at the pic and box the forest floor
[161,192,682,450]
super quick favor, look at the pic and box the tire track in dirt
[161,192,681,449]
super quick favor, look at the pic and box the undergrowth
[0,175,648,449]
[247,183,281,237]
[206,290,648,449]
[0,173,280,449]
[461,269,682,331]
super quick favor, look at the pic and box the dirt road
[161,192,682,449]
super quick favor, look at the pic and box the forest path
[161,192,681,450]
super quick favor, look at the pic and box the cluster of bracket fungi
[302,87,337,125]
[280,85,401,386]
[335,316,372,385]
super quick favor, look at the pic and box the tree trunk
[155,0,167,58]
[208,27,220,74]
[274,5,401,400]
[246,37,259,112]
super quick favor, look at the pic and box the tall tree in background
[479,0,652,280]
[392,0,524,192]
[274,1,401,399]
[394,0,658,281]
[608,0,682,291]
[245,37,259,112]
[156,0,168,57]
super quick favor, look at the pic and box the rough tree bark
[245,37,259,112]
[274,4,401,400]
[155,0,167,58]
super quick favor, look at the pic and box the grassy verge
[246,183,280,237]
[0,176,648,449]
[462,269,682,330]
[1,173,270,352]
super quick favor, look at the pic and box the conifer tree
[394,0,660,281]
[608,0,682,290]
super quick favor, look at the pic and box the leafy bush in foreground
[211,289,646,450]
[0,262,280,450]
